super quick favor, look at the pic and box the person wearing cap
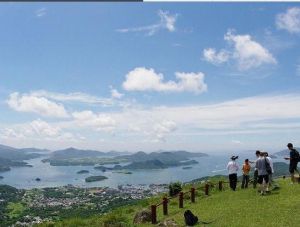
[284,143,300,184]
[227,156,239,191]
[256,152,270,195]
[241,159,251,189]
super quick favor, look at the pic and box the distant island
[77,170,89,174]
[42,148,208,170]
[0,144,46,173]
[85,175,108,182]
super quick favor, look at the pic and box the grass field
[39,177,300,227]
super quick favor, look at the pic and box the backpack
[184,210,198,226]
[294,149,300,162]
[264,158,272,174]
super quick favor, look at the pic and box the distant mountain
[0,144,43,161]
[122,159,167,169]
[273,147,300,157]
[117,150,208,165]
[50,147,106,159]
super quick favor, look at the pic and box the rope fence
[150,180,230,224]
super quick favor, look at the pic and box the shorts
[289,162,298,174]
[257,175,269,184]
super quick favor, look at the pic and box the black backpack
[293,149,300,162]
[184,210,198,226]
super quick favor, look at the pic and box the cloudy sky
[1,3,300,153]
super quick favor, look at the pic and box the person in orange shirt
[241,159,251,189]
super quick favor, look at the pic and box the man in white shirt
[227,156,239,191]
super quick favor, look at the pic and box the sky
[1,3,300,153]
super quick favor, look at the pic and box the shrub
[169,182,182,197]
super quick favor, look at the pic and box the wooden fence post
[191,187,195,203]
[205,183,209,196]
[219,181,223,191]
[151,205,157,224]
[163,197,168,215]
[179,192,183,208]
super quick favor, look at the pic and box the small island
[182,166,193,170]
[77,170,89,174]
[85,175,108,182]
[0,176,3,179]
[113,171,132,174]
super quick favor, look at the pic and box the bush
[169,182,182,196]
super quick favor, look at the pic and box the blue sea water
[0,152,286,189]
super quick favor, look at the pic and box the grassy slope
[39,177,300,227]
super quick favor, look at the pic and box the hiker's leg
[253,170,258,188]
[291,173,295,183]
[229,174,233,190]
[233,174,237,191]
[245,175,249,188]
[241,175,245,189]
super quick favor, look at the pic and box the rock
[133,209,152,224]
[157,219,178,227]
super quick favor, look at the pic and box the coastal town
[1,183,168,226]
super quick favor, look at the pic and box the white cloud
[31,90,114,106]
[72,111,116,132]
[122,67,207,94]
[203,30,276,71]
[35,8,47,18]
[276,7,300,34]
[153,120,177,142]
[7,92,69,118]
[224,30,277,71]
[116,10,177,36]
[203,48,230,64]
[110,88,124,99]
[0,119,76,141]
[231,140,243,145]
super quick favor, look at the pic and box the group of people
[226,143,299,196]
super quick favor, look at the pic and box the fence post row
[163,197,168,215]
[191,187,195,203]
[151,205,157,224]
[179,192,183,208]
[205,183,209,196]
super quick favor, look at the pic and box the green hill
[37,176,300,227]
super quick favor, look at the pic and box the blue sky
[1,3,300,153]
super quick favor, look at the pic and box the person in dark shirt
[284,143,299,184]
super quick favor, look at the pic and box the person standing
[265,152,274,191]
[227,156,239,191]
[256,152,270,195]
[250,150,260,189]
[241,159,251,189]
[284,143,300,184]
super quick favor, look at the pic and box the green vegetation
[85,176,108,182]
[38,177,300,227]
[7,202,26,219]
[168,182,182,196]
[44,157,124,166]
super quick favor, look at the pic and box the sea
[0,152,287,189]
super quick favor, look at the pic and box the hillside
[37,176,300,227]
[0,144,43,161]
[274,147,300,157]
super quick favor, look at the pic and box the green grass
[38,177,300,227]
[7,202,26,219]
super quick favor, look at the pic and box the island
[182,166,193,170]
[0,176,3,179]
[77,170,90,174]
[85,176,108,182]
